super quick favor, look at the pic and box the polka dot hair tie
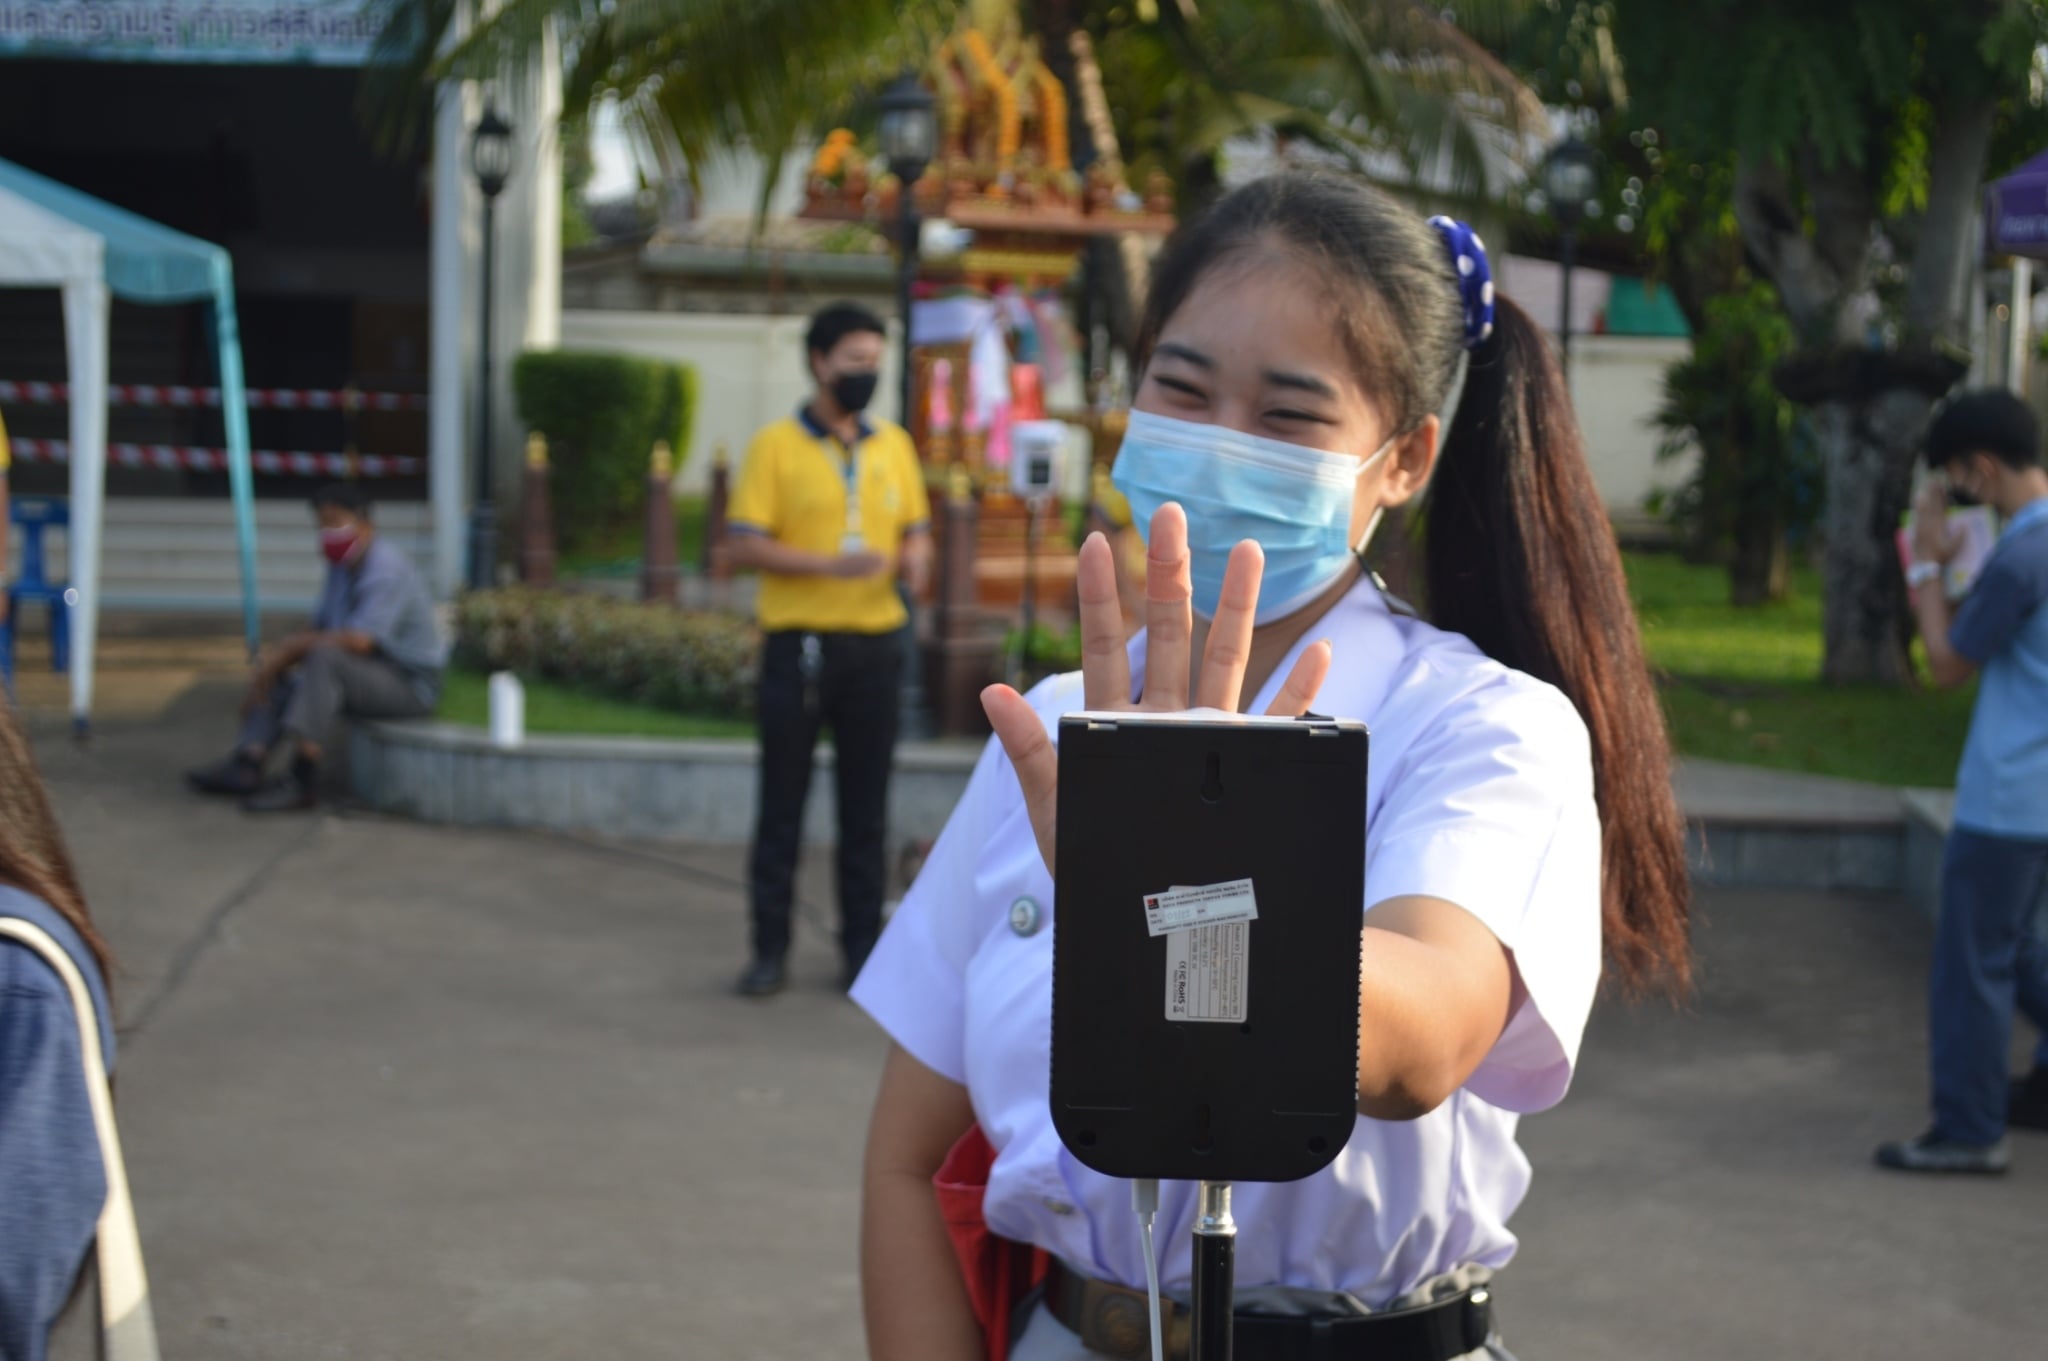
[1427,215,1496,350]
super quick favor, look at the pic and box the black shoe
[1874,1129,2009,1175]
[736,957,788,998]
[2010,1065,2048,1132]
[841,942,875,993]
[187,752,261,796]
[242,771,316,814]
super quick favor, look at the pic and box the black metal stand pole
[1190,1181,1235,1361]
[468,192,500,591]
[895,198,929,736]
[1558,226,1577,384]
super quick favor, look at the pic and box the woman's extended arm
[861,1043,982,1361]
[1353,895,1520,1119]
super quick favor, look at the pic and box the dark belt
[1042,1260,1493,1361]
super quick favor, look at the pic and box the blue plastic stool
[1,495,71,683]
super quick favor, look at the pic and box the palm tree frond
[357,0,460,157]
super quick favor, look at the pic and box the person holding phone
[726,303,934,998]
[1878,388,2048,1175]
[850,173,1691,1361]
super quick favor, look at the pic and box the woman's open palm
[980,503,1334,877]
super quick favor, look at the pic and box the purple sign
[1987,149,2048,260]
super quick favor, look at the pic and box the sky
[584,99,638,200]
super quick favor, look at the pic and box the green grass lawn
[1626,552,1974,788]
[436,665,754,740]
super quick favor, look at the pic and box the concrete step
[95,500,433,528]
[75,527,434,556]
[8,496,435,611]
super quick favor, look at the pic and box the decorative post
[704,439,732,585]
[931,463,994,735]
[642,439,678,604]
[938,465,978,634]
[520,432,555,586]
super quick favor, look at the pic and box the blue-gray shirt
[0,886,113,1361]
[314,537,449,704]
[1951,497,2048,839]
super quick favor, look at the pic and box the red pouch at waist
[935,1123,1051,1361]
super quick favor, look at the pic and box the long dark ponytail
[0,686,113,989]
[1137,171,1690,997]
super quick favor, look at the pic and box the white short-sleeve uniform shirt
[852,577,1602,1305]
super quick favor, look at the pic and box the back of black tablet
[1051,712,1368,1183]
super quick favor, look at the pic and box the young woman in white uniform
[852,171,1692,1361]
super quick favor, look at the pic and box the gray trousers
[237,644,432,752]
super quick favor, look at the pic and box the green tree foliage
[1653,284,1819,605]
[1610,0,2048,685]
[363,0,1547,218]
[1504,3,1808,606]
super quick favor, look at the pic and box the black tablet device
[1050,710,1369,1183]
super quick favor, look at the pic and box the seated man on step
[185,483,447,812]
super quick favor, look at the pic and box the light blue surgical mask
[1112,409,1395,625]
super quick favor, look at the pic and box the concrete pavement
[23,698,2048,1360]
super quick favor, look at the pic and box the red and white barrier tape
[11,438,424,479]
[0,380,429,412]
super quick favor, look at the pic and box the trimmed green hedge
[454,588,757,719]
[512,350,698,555]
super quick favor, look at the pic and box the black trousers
[748,629,903,965]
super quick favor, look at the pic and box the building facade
[0,0,557,605]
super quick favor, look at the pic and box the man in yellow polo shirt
[727,302,933,997]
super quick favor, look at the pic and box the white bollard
[488,671,526,749]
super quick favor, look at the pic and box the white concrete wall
[560,310,1690,518]
[556,310,902,494]
[1566,336,1694,528]
[9,499,437,614]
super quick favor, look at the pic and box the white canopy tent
[0,159,260,732]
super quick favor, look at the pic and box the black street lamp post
[468,99,515,591]
[876,73,938,738]
[877,73,937,425]
[1540,135,1598,381]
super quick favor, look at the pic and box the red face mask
[319,527,360,565]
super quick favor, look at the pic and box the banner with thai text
[0,0,387,65]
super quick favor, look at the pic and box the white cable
[1132,1179,1164,1361]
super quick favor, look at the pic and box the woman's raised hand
[980,503,1334,877]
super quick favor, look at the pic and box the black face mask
[830,370,880,415]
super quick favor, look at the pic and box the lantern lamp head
[877,73,937,188]
[1541,136,1599,229]
[471,101,515,200]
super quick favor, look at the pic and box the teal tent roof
[0,154,260,714]
[0,156,226,303]
[1605,278,1691,338]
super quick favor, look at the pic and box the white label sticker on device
[1143,878,1259,937]
[1165,923,1249,1023]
